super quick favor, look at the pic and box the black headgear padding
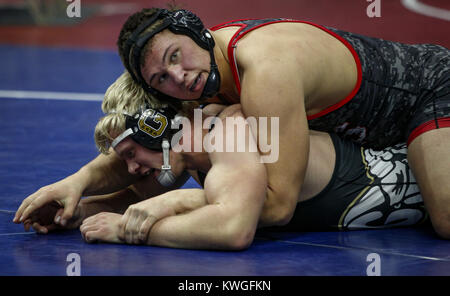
[124,106,181,151]
[123,9,220,102]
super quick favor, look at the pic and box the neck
[210,31,240,103]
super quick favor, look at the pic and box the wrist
[161,188,206,214]
[80,198,114,217]
[72,165,96,196]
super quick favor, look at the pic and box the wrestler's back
[211,22,359,115]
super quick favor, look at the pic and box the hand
[80,212,123,244]
[118,197,175,244]
[13,178,83,228]
[22,201,85,234]
[201,103,229,116]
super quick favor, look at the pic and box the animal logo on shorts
[341,144,427,229]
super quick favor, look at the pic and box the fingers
[23,219,59,234]
[80,220,99,243]
[82,209,156,246]
[22,206,74,234]
[83,230,99,243]
[119,207,157,244]
[120,207,145,244]
[14,183,81,225]
[80,213,123,244]
[124,211,142,244]
[55,201,77,227]
[14,188,64,224]
[13,190,42,223]
[117,213,129,242]
[138,216,157,243]
[32,222,50,234]
[202,103,228,116]
[53,208,65,224]
[118,208,134,243]
[23,219,32,232]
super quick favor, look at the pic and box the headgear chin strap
[156,139,177,186]
[111,106,183,187]
[123,9,221,102]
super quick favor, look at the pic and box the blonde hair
[94,70,199,154]
[102,70,167,114]
[94,113,126,154]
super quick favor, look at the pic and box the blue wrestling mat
[1,43,449,278]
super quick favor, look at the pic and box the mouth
[189,73,203,92]
[153,169,162,178]
[142,168,158,177]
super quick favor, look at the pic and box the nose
[167,64,186,84]
[127,160,140,175]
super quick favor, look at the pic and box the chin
[179,92,203,101]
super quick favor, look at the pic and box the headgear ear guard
[123,9,220,102]
[111,106,183,187]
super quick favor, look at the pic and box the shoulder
[202,104,243,122]
[217,104,243,119]
[204,104,247,144]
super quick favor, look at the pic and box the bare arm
[14,151,189,227]
[111,109,267,250]
[146,165,266,250]
[78,152,137,196]
[13,152,135,223]
[239,50,310,227]
[144,110,267,250]
[82,170,192,217]
[80,188,143,217]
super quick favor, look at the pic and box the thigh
[405,49,450,237]
[408,128,450,238]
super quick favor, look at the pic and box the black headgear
[111,106,182,187]
[111,106,181,151]
[123,9,220,102]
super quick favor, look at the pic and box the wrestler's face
[141,29,211,100]
[113,137,182,179]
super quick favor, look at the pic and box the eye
[170,50,179,63]
[159,73,168,84]
[126,150,135,159]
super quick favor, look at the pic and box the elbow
[262,191,297,226]
[226,229,255,251]
[222,219,257,251]
[269,205,295,226]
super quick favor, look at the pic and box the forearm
[147,203,251,250]
[81,188,142,217]
[155,188,208,215]
[146,177,265,250]
[76,153,138,197]
[79,171,194,221]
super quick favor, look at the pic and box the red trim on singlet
[407,117,450,146]
[209,19,363,117]
[209,18,260,31]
